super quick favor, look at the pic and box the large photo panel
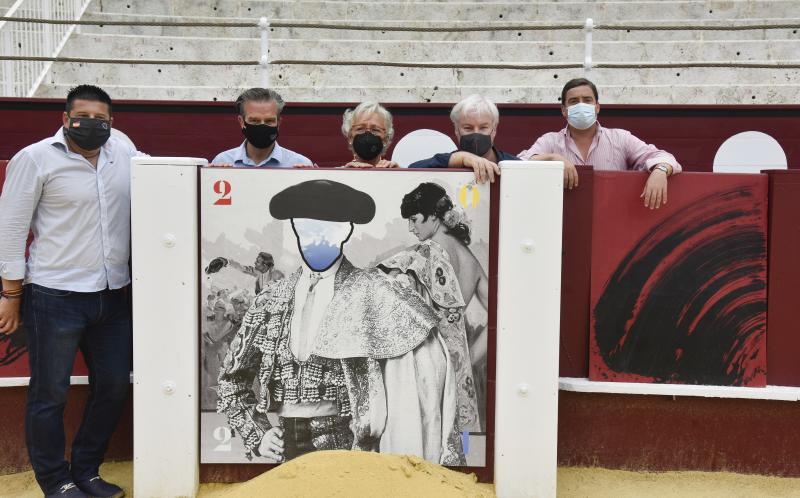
[589,172,768,386]
[199,168,492,467]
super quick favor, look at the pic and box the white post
[74,0,83,35]
[42,0,53,57]
[1,29,14,95]
[258,16,270,88]
[584,18,594,74]
[494,161,564,498]
[131,157,206,498]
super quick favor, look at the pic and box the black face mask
[352,132,383,161]
[459,133,493,157]
[242,123,279,149]
[64,117,111,150]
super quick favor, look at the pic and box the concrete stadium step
[88,0,800,23]
[60,33,800,64]
[61,34,260,60]
[43,60,800,88]
[22,0,800,104]
[76,12,800,43]
[34,82,800,105]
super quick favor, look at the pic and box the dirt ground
[3,460,800,497]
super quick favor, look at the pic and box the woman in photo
[378,182,489,433]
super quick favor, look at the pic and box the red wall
[3,100,800,478]
[559,167,593,378]
[0,387,132,474]
[0,98,798,170]
[765,170,800,386]
[558,391,800,476]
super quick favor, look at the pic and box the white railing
[258,16,269,88]
[0,0,92,97]
[584,17,593,74]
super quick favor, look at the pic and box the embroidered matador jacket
[217,257,465,465]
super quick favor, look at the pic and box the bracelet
[0,294,21,300]
[0,288,23,298]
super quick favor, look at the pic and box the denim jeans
[23,284,132,495]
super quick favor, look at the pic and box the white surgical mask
[567,103,597,130]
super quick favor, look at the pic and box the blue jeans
[23,284,132,494]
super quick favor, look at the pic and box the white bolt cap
[521,238,535,253]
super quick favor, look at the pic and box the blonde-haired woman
[341,101,399,168]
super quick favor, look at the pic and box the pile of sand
[219,450,495,498]
[5,459,800,497]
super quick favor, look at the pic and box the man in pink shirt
[519,78,681,209]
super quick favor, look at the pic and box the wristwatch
[654,164,670,175]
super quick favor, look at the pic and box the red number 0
[213,180,232,205]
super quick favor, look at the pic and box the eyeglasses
[352,125,386,135]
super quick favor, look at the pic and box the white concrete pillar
[494,161,564,498]
[131,157,206,498]
[259,17,270,88]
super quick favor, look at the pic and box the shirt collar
[235,140,284,167]
[301,257,342,281]
[561,121,604,138]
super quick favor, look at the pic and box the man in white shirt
[0,85,141,498]
[211,88,313,168]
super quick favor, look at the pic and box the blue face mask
[567,103,597,130]
[291,218,354,272]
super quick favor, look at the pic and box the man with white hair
[409,94,519,183]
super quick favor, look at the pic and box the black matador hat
[269,179,376,224]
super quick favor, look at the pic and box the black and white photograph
[199,168,491,467]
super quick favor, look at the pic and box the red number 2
[213,180,232,205]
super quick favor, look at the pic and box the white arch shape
[713,131,787,173]
[391,128,457,168]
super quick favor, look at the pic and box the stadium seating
[21,0,800,103]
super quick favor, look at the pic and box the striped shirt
[518,124,681,173]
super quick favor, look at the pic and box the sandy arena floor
[3,458,800,497]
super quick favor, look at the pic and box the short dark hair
[401,183,471,246]
[560,78,599,105]
[235,88,285,118]
[66,84,112,114]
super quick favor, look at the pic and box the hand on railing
[641,166,670,210]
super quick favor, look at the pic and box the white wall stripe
[2,376,797,402]
[559,377,800,401]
